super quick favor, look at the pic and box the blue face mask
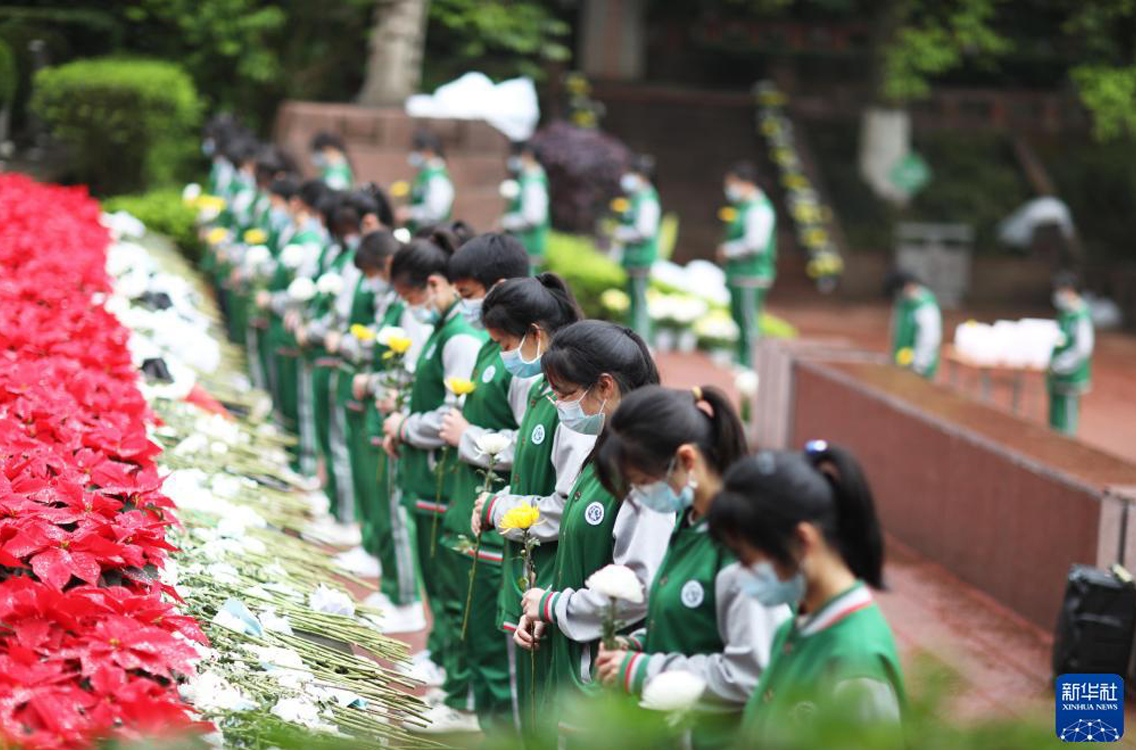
[738,562,806,607]
[459,297,484,329]
[556,387,607,435]
[630,462,695,514]
[501,333,543,378]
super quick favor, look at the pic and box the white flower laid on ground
[310,584,356,617]
[586,564,645,603]
[316,271,344,296]
[475,432,512,458]
[288,276,317,302]
[640,670,707,713]
[179,669,257,712]
[270,697,337,733]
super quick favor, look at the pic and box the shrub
[103,188,203,264]
[31,57,202,195]
[545,231,627,318]
[0,39,14,107]
[532,122,632,232]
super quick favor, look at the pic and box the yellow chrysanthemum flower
[610,197,631,214]
[387,336,413,355]
[896,348,914,367]
[718,206,738,223]
[243,228,268,245]
[446,377,476,396]
[499,503,540,531]
[389,180,410,198]
[350,324,376,342]
[206,227,229,245]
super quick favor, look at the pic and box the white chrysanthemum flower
[735,369,759,397]
[245,244,272,270]
[316,271,344,296]
[271,697,333,731]
[180,670,256,712]
[475,433,512,458]
[640,670,707,712]
[499,179,521,200]
[310,584,355,617]
[585,564,644,603]
[376,325,409,346]
[280,243,306,269]
[182,183,202,203]
[288,277,317,302]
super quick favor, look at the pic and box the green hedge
[103,188,203,264]
[31,57,201,195]
[0,39,14,106]
[545,231,627,318]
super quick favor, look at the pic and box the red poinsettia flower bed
[0,175,206,749]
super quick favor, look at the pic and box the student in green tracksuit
[381,236,485,728]
[251,176,300,400]
[884,270,941,379]
[612,156,661,340]
[514,322,670,738]
[415,236,535,731]
[471,282,589,736]
[717,162,777,368]
[264,180,329,474]
[298,203,361,510]
[350,238,432,632]
[310,131,354,190]
[1048,274,1094,436]
[708,441,905,745]
[399,130,454,234]
[591,385,790,749]
[501,142,550,271]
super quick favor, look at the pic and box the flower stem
[430,446,448,558]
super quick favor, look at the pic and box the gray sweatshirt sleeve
[613,195,660,244]
[456,373,539,471]
[911,303,942,375]
[722,200,775,259]
[488,425,595,542]
[1051,315,1095,374]
[548,498,675,642]
[408,175,455,224]
[634,563,790,706]
[400,332,481,449]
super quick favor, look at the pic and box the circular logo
[481,365,497,384]
[680,580,704,608]
[531,424,546,445]
[584,501,605,526]
[788,701,817,725]
[424,343,437,360]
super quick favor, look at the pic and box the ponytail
[482,273,582,339]
[595,384,747,498]
[708,443,886,590]
[804,442,885,589]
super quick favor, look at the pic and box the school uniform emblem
[680,580,704,608]
[482,365,496,383]
[531,424,546,445]
[584,501,604,526]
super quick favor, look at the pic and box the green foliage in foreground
[104,189,203,264]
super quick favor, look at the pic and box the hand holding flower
[521,587,546,621]
[439,408,469,447]
[595,646,629,685]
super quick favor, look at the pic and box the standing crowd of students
[195,115,904,747]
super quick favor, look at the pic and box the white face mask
[556,387,607,435]
[408,152,425,168]
[620,173,640,194]
[725,184,745,203]
[459,297,484,329]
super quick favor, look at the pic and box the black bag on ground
[1052,564,1136,677]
